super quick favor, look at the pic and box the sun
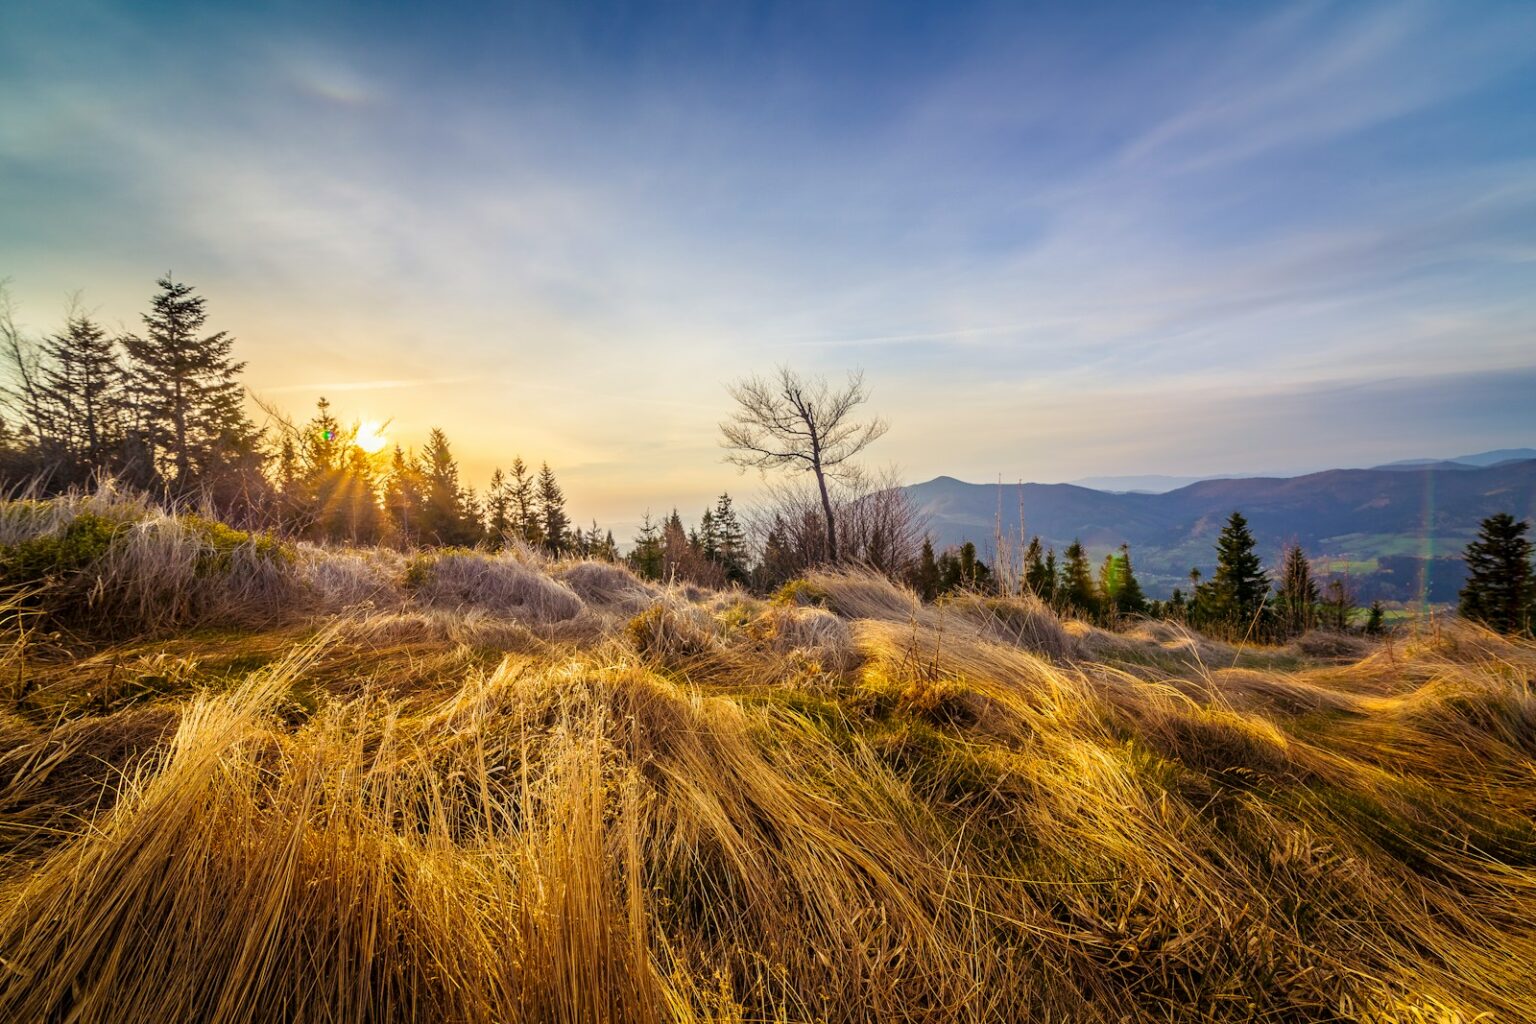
[354,421,389,454]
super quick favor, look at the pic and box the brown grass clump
[623,602,719,665]
[747,604,862,672]
[0,526,1534,1023]
[296,543,407,609]
[407,549,585,624]
[557,559,662,612]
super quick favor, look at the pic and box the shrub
[0,512,126,586]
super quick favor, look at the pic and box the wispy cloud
[0,0,1532,525]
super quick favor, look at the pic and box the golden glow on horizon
[355,421,389,454]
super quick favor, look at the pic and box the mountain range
[1067,449,1536,493]
[904,451,1536,604]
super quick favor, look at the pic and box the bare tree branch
[719,365,888,563]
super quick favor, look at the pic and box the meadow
[0,490,1532,1023]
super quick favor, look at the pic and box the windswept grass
[0,497,1533,1022]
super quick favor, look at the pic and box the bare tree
[720,366,887,563]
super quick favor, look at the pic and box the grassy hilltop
[0,492,1533,1022]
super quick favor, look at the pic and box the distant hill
[1065,450,1536,492]
[905,459,1536,603]
[1066,473,1252,493]
[1372,448,1536,470]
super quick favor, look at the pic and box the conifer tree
[629,512,664,580]
[485,468,511,548]
[1101,543,1147,616]
[959,541,977,584]
[712,493,748,584]
[121,276,254,488]
[417,429,480,546]
[698,508,719,563]
[912,536,940,601]
[506,457,540,547]
[1322,577,1355,632]
[661,509,691,580]
[1023,536,1051,598]
[1458,513,1534,635]
[758,522,794,590]
[536,462,570,557]
[1208,511,1268,632]
[1098,553,1121,615]
[1274,543,1319,637]
[39,310,123,478]
[1364,600,1385,636]
[1059,540,1098,617]
[383,445,425,544]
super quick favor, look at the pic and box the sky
[2,0,1535,534]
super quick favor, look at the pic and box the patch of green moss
[183,514,292,576]
[771,578,829,608]
[0,512,126,585]
[713,599,756,632]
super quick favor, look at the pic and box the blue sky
[2,0,1534,529]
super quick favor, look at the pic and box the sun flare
[354,421,389,454]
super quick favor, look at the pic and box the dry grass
[0,498,1534,1022]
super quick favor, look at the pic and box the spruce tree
[1364,600,1385,636]
[39,311,123,477]
[485,468,511,548]
[758,523,793,590]
[122,276,253,488]
[1209,511,1268,632]
[712,493,748,584]
[1023,536,1050,598]
[1113,543,1147,615]
[959,542,979,587]
[629,512,664,580]
[290,398,385,543]
[913,536,940,601]
[1458,513,1534,635]
[536,462,570,557]
[1322,578,1355,632]
[1097,553,1121,616]
[1274,544,1319,637]
[1059,540,1098,617]
[507,457,540,547]
[418,429,479,546]
[936,549,961,594]
[383,445,425,544]
[698,508,720,563]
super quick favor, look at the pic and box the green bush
[0,512,126,586]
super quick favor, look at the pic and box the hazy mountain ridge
[1067,450,1536,493]
[907,457,1536,602]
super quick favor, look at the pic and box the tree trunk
[813,461,838,563]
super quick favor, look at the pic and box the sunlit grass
[0,496,1532,1022]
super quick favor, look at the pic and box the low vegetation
[0,496,1532,1022]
